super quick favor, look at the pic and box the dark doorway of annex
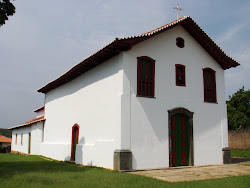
[168,108,194,167]
[28,132,31,154]
[71,124,79,161]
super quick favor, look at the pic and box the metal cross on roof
[173,3,183,19]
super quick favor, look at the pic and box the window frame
[175,64,186,86]
[15,134,17,145]
[137,56,155,98]
[203,68,217,103]
[176,37,185,48]
[21,133,23,145]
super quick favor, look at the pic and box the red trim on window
[176,37,185,48]
[175,64,186,86]
[203,68,217,103]
[137,56,155,97]
[71,124,80,160]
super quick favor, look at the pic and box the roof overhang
[9,116,46,130]
[37,16,240,94]
[34,106,45,113]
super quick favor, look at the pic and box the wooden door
[28,132,31,154]
[171,114,189,167]
[71,125,79,161]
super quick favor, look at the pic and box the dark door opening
[28,132,31,154]
[170,114,189,166]
[168,108,194,167]
[71,124,79,161]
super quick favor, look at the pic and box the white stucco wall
[42,54,123,168]
[11,121,43,155]
[121,25,228,170]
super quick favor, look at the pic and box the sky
[0,0,249,129]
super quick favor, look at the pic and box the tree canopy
[0,0,15,26]
[227,87,250,130]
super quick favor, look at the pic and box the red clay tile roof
[9,116,45,130]
[34,106,45,112]
[0,135,12,143]
[37,16,240,94]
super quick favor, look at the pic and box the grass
[231,149,250,158]
[0,153,249,188]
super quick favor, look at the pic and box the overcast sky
[0,0,249,129]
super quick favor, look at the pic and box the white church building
[10,17,239,170]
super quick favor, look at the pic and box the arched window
[203,68,217,103]
[176,64,186,86]
[137,56,155,97]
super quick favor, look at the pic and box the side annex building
[10,17,239,170]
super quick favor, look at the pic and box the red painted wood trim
[172,151,176,165]
[137,56,155,97]
[203,68,217,103]
[213,70,217,103]
[175,64,186,86]
[176,37,185,48]
[71,124,80,160]
[171,116,176,131]
[181,116,185,130]
[181,150,186,164]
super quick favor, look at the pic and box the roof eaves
[180,17,240,69]
[9,116,46,130]
[37,16,239,93]
[34,106,45,112]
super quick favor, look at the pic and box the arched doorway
[71,124,79,161]
[168,108,194,167]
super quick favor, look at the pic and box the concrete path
[128,159,250,182]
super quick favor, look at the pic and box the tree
[0,0,15,26]
[227,87,250,130]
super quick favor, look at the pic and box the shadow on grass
[0,155,104,179]
[231,157,250,164]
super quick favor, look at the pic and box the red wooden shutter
[203,68,216,103]
[137,57,155,97]
[176,64,186,86]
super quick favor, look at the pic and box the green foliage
[0,154,250,188]
[0,128,12,138]
[231,149,250,158]
[227,87,250,130]
[0,0,15,26]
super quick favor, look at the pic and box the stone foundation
[222,147,231,164]
[114,150,132,171]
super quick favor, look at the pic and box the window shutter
[137,57,155,97]
[203,68,217,103]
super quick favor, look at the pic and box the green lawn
[231,149,250,158]
[0,154,249,188]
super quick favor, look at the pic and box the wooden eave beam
[181,22,228,69]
